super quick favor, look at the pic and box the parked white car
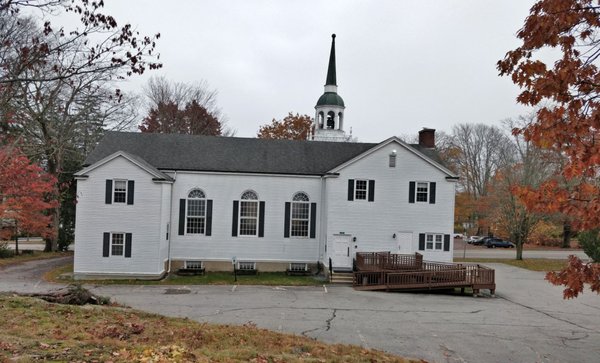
[467,236,481,244]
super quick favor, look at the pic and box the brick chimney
[418,128,436,148]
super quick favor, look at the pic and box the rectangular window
[186,199,206,234]
[291,202,310,237]
[389,154,396,167]
[237,261,256,271]
[289,263,308,272]
[426,233,444,251]
[184,260,203,269]
[416,182,429,202]
[355,179,368,200]
[111,233,124,256]
[113,180,127,203]
[239,201,258,236]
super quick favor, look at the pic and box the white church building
[73,35,458,279]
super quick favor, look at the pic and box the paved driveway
[1,258,599,362]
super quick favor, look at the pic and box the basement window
[237,261,256,271]
[184,260,203,270]
[289,263,308,272]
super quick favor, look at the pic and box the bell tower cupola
[313,34,348,142]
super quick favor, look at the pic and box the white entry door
[396,232,413,254]
[332,234,353,270]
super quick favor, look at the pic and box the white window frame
[415,182,429,203]
[111,232,125,256]
[425,233,444,251]
[237,261,256,270]
[186,189,207,235]
[290,192,310,238]
[239,190,259,237]
[184,260,203,270]
[354,179,369,200]
[289,263,308,272]
[113,179,128,204]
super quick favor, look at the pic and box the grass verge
[454,258,567,271]
[0,295,418,362]
[45,264,326,286]
[0,251,72,268]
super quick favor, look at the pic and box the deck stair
[353,252,495,295]
[330,271,354,285]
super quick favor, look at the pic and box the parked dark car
[485,239,516,248]
[472,236,493,246]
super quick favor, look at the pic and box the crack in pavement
[325,308,337,331]
[497,294,595,332]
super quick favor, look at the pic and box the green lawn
[454,258,567,271]
[46,264,327,286]
[0,295,415,362]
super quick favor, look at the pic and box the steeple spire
[312,34,347,142]
[325,34,337,86]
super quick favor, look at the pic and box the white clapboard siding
[74,156,166,277]
[169,172,323,263]
[325,141,456,263]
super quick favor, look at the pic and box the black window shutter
[409,181,416,203]
[310,203,317,239]
[368,180,375,202]
[127,180,135,205]
[178,199,186,235]
[102,232,110,257]
[125,233,132,258]
[347,179,355,201]
[105,180,112,204]
[258,201,265,237]
[232,201,239,237]
[205,200,213,236]
[444,234,450,251]
[429,182,436,204]
[418,233,425,251]
[284,202,291,238]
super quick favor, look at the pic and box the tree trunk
[562,221,571,248]
[44,152,60,252]
[516,239,523,260]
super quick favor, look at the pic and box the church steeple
[325,34,337,87]
[312,34,348,142]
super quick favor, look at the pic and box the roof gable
[76,150,174,181]
[328,136,457,177]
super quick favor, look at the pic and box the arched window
[318,112,325,129]
[239,190,259,236]
[186,188,206,234]
[338,112,343,130]
[326,111,335,129]
[290,192,310,237]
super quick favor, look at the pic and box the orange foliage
[546,255,600,299]
[0,147,58,240]
[257,113,313,140]
[498,0,600,230]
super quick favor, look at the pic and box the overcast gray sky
[97,0,535,142]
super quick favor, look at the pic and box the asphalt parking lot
[2,257,599,362]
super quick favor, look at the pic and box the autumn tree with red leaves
[139,101,223,136]
[498,0,600,297]
[0,147,57,247]
[257,113,313,140]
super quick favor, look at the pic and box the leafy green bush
[578,230,600,262]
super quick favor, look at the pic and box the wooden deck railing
[356,252,423,271]
[353,252,495,294]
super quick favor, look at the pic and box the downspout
[166,171,176,274]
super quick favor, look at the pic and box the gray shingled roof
[84,131,446,176]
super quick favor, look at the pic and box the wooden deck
[353,252,495,294]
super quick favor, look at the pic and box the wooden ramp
[353,252,495,295]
